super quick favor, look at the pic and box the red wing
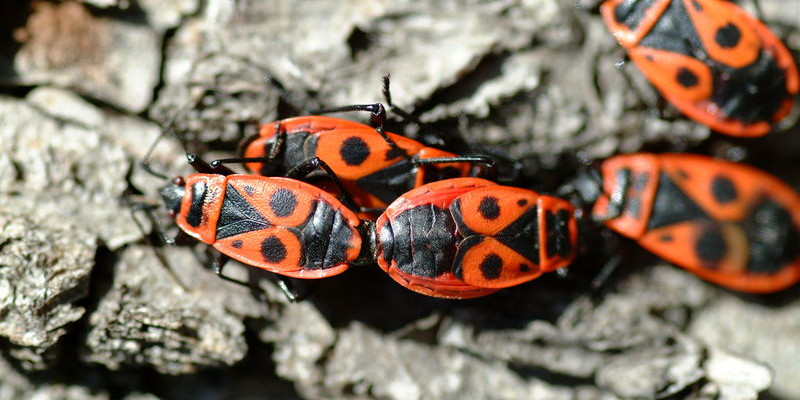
[682,0,761,69]
[600,0,672,48]
[659,154,772,221]
[241,116,371,173]
[451,186,540,236]
[380,178,497,222]
[213,176,361,278]
[258,116,371,141]
[456,236,544,289]
[312,129,424,178]
[594,153,661,240]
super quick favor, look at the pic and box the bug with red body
[570,153,800,293]
[597,0,799,136]
[157,153,374,299]
[232,113,492,212]
[157,159,576,299]
[376,177,580,299]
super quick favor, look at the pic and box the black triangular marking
[647,172,710,230]
[216,184,272,240]
[495,206,540,265]
[497,206,538,238]
[639,0,699,56]
[498,235,540,266]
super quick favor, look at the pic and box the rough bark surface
[1,0,799,399]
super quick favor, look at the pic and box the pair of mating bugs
[149,0,800,298]
[153,108,550,300]
[154,113,800,299]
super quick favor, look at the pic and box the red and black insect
[241,115,371,172]
[376,178,579,299]
[599,0,799,136]
[229,113,492,211]
[156,153,374,298]
[571,153,800,293]
[158,157,576,300]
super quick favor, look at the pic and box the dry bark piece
[83,246,261,374]
[0,211,95,370]
[12,2,161,113]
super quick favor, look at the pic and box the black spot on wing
[243,185,255,197]
[479,196,501,220]
[715,23,741,48]
[261,235,288,263]
[711,175,737,204]
[480,253,503,280]
[695,225,726,269]
[677,67,699,88]
[340,136,370,166]
[270,188,298,218]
